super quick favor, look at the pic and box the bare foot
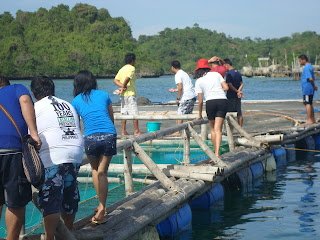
[134,131,142,136]
[92,207,106,223]
[301,122,316,126]
[122,131,129,135]
[171,132,181,136]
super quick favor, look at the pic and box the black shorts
[303,95,313,105]
[206,99,228,120]
[0,152,32,208]
[227,98,242,116]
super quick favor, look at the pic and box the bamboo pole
[226,115,263,146]
[132,141,179,191]
[171,165,221,174]
[123,148,134,196]
[200,124,207,140]
[234,137,264,148]
[162,169,215,182]
[225,118,235,150]
[187,123,226,167]
[183,128,191,164]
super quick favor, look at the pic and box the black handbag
[0,103,45,190]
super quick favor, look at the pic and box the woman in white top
[194,59,229,158]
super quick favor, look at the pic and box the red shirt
[210,65,227,78]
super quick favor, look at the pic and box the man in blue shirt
[299,55,318,125]
[224,59,244,126]
[0,76,41,240]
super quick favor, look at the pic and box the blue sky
[1,0,319,40]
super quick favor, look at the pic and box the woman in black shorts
[194,59,229,158]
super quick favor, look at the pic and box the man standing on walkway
[299,54,318,124]
[114,53,142,136]
[208,56,227,78]
[0,76,41,240]
[224,59,244,126]
[169,60,197,135]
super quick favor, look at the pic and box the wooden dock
[18,109,320,240]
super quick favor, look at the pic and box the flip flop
[93,208,107,216]
[91,217,107,225]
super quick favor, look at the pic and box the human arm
[108,104,114,124]
[19,95,41,149]
[175,83,183,105]
[309,78,318,91]
[168,88,178,93]
[114,77,130,91]
[221,81,229,91]
[196,93,203,120]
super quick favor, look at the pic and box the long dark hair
[73,70,97,101]
[193,68,211,79]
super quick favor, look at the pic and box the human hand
[176,99,179,105]
[196,115,203,120]
[30,133,42,151]
[237,91,244,98]
[169,89,175,93]
[208,56,218,63]
[315,85,318,91]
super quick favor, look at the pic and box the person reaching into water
[168,60,197,136]
[31,76,84,240]
[194,59,229,158]
[114,53,142,136]
[72,70,117,224]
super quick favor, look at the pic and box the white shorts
[120,95,139,115]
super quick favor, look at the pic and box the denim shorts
[84,133,117,158]
[38,163,80,217]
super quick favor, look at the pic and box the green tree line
[1,4,319,78]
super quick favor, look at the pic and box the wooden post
[200,124,207,140]
[226,115,263,146]
[187,123,226,167]
[132,142,178,191]
[183,128,191,164]
[225,118,235,151]
[123,148,134,196]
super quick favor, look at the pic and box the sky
[1,0,319,40]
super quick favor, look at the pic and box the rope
[243,112,300,125]
[281,146,320,153]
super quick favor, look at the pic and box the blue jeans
[84,133,117,158]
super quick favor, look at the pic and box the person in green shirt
[114,53,142,136]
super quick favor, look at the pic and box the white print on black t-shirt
[48,96,79,140]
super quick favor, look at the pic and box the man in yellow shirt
[114,53,142,136]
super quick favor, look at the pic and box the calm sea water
[178,151,320,240]
[9,75,320,104]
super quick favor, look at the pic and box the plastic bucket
[147,122,161,133]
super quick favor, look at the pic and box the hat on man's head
[195,59,210,71]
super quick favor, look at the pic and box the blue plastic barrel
[250,162,264,179]
[147,122,161,133]
[284,144,296,162]
[314,136,320,150]
[190,183,224,209]
[272,148,287,166]
[296,136,315,150]
[156,203,192,238]
[236,167,253,190]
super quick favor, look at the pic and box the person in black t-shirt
[224,59,244,126]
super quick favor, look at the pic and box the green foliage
[0,4,319,78]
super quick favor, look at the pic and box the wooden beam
[183,128,191,164]
[132,142,179,192]
[123,148,134,196]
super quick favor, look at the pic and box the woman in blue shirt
[72,70,117,224]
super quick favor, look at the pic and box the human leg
[89,155,112,221]
[209,119,216,154]
[306,104,316,124]
[133,120,142,136]
[43,213,60,240]
[5,207,25,240]
[121,119,128,135]
[61,212,76,230]
[213,117,225,157]
[0,205,3,219]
